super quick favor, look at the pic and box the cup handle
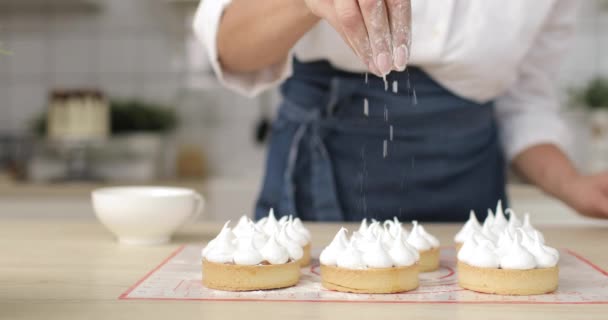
[188,192,204,223]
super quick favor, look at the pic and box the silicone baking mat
[120,246,608,304]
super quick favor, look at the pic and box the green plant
[569,78,608,110]
[110,99,177,134]
[0,41,11,55]
[32,98,178,136]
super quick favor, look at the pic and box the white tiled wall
[558,1,608,92]
[0,0,271,178]
[0,0,188,134]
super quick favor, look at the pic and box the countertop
[1,220,607,319]
[1,178,606,225]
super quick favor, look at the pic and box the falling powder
[359,173,364,193]
[383,75,388,91]
[392,80,398,93]
[412,89,418,105]
[384,105,388,122]
[363,98,369,116]
[406,71,411,100]
[360,146,368,216]
[390,125,394,141]
[365,72,369,84]
[383,140,388,158]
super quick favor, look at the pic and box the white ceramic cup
[92,186,204,245]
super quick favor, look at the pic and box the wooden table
[1,220,607,319]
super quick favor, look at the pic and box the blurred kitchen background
[0,0,607,223]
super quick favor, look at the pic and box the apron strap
[279,79,344,221]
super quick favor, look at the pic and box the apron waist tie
[280,93,344,221]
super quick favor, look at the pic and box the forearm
[217,0,319,73]
[512,144,578,200]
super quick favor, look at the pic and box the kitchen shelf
[165,0,199,3]
[0,0,100,12]
[164,0,199,7]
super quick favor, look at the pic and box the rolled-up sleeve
[192,0,293,97]
[495,0,578,161]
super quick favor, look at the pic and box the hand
[559,172,608,219]
[304,0,411,76]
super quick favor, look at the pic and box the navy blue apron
[255,59,507,222]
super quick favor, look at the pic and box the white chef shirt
[193,0,577,161]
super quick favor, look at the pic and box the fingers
[385,0,411,70]
[357,0,393,76]
[595,172,608,195]
[590,196,608,219]
[332,0,410,75]
[578,189,608,219]
[599,199,608,218]
[592,182,608,217]
[333,0,380,76]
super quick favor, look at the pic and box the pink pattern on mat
[120,246,608,304]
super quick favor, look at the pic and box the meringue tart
[458,261,559,295]
[455,208,560,296]
[254,210,313,267]
[319,227,420,294]
[321,264,419,294]
[203,259,300,291]
[202,219,302,292]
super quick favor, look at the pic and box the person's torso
[255,61,507,222]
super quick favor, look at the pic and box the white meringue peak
[505,208,522,230]
[389,231,419,267]
[454,210,482,243]
[358,218,368,235]
[499,233,537,270]
[277,225,304,261]
[406,220,438,251]
[362,238,394,268]
[384,217,408,239]
[232,215,252,238]
[337,241,366,269]
[202,214,304,266]
[260,234,290,265]
[530,231,559,268]
[483,209,495,229]
[456,200,558,270]
[458,223,558,270]
[493,200,508,230]
[255,210,311,248]
[319,227,348,266]
[457,233,477,263]
[278,214,289,225]
[233,235,264,265]
[481,220,499,243]
[203,221,236,264]
[367,221,384,238]
[468,240,500,269]
[322,221,421,269]
[261,208,280,236]
[202,221,234,256]
[292,217,312,241]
